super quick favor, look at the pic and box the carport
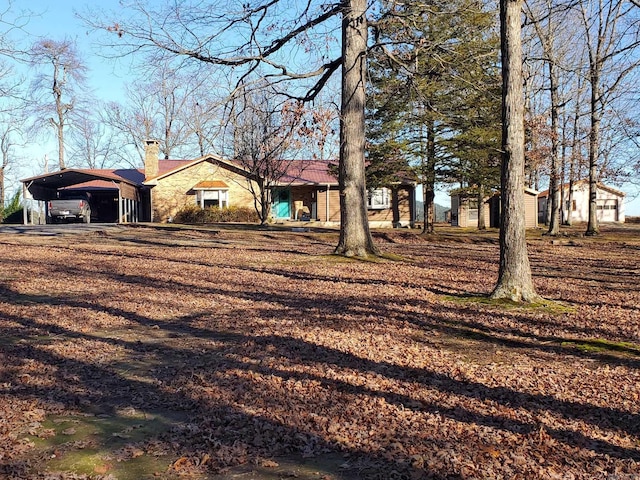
[21,169,148,225]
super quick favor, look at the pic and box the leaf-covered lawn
[1,224,639,479]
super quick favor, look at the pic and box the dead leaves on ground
[0,227,639,479]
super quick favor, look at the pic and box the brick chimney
[144,139,160,181]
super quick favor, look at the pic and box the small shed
[450,193,491,228]
[451,188,539,229]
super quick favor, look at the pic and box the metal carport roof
[21,168,144,201]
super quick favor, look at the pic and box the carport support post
[118,187,123,224]
[22,182,28,225]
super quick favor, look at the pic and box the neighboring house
[450,188,539,229]
[538,180,625,224]
[21,140,416,228]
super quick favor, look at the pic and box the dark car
[47,195,93,223]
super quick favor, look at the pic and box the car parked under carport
[21,169,148,225]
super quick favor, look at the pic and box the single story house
[537,180,625,223]
[450,188,539,229]
[21,140,416,228]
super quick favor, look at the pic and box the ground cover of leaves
[0,223,639,479]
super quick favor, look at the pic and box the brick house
[22,141,416,227]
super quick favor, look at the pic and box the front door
[273,188,291,219]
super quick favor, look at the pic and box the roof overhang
[192,180,229,190]
[21,169,141,201]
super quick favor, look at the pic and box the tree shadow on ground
[1,281,639,476]
[1,230,639,478]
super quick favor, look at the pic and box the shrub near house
[173,205,259,224]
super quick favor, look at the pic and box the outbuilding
[537,180,626,223]
[450,188,539,229]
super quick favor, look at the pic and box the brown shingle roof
[276,160,338,185]
[192,180,229,189]
[157,160,193,176]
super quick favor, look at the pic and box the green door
[273,188,291,219]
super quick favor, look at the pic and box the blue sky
[12,0,640,215]
[24,0,130,102]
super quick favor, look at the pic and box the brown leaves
[1,226,640,478]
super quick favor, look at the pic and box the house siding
[538,182,625,223]
[151,160,258,222]
[316,187,341,222]
[368,186,414,226]
[524,192,538,229]
[312,186,414,226]
[450,195,491,228]
[452,190,538,229]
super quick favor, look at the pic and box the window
[367,188,390,209]
[196,189,228,209]
[596,200,617,210]
[467,198,479,221]
[565,200,577,211]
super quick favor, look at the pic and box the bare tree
[101,87,156,168]
[0,72,26,214]
[29,39,88,170]
[69,113,119,169]
[0,0,31,69]
[186,96,226,158]
[491,0,540,302]
[297,99,339,161]
[152,64,198,159]
[0,117,20,211]
[524,0,574,236]
[104,65,224,166]
[229,86,307,224]
[562,59,590,226]
[576,0,640,235]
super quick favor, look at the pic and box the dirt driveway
[1,224,639,479]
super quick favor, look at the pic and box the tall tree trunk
[491,0,540,302]
[422,119,436,234]
[547,62,561,235]
[422,183,434,234]
[585,77,601,236]
[0,166,4,222]
[477,184,486,230]
[560,118,567,225]
[544,194,551,225]
[567,178,574,226]
[55,115,65,170]
[52,61,66,170]
[335,0,378,257]
[566,97,581,227]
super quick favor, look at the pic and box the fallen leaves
[0,226,639,479]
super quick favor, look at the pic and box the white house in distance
[538,180,626,223]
